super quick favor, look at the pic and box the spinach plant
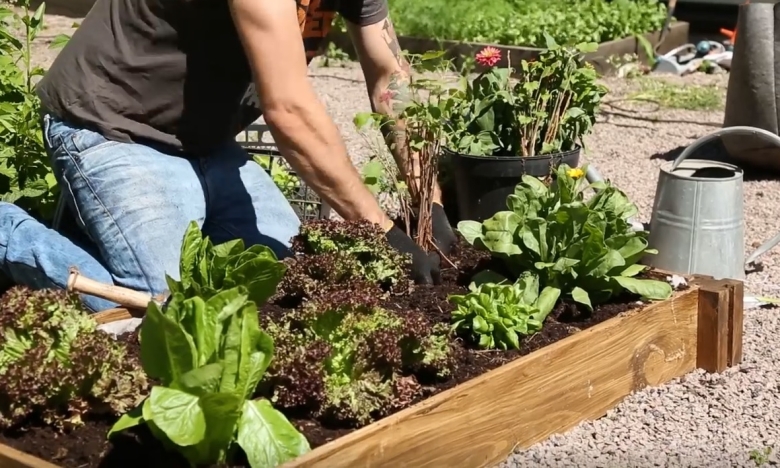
[449,274,560,350]
[458,164,672,309]
[109,223,309,467]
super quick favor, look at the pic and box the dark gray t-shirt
[37,0,387,155]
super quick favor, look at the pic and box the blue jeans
[0,114,301,312]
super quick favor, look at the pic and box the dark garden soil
[0,241,667,467]
[275,240,655,448]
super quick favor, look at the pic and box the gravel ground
[29,12,780,467]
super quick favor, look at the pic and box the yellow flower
[566,168,585,179]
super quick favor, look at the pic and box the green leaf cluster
[449,274,560,350]
[0,2,69,220]
[458,164,672,309]
[445,37,607,157]
[352,112,408,200]
[388,0,668,49]
[252,154,301,200]
[292,220,410,288]
[109,224,309,468]
[168,221,287,307]
[265,302,451,426]
[0,287,147,429]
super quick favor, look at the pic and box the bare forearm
[264,98,391,227]
[371,69,414,182]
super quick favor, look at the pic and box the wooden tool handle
[93,308,143,324]
[67,268,153,310]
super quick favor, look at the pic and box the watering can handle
[671,126,780,270]
[671,126,780,170]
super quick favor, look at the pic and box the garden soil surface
[0,243,648,467]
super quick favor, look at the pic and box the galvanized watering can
[644,126,780,281]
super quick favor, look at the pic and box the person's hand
[384,225,441,285]
[431,202,458,256]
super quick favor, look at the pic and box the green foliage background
[387,0,668,47]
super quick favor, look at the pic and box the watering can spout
[646,126,780,280]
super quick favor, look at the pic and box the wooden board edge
[0,443,60,468]
[695,277,744,373]
[282,286,701,467]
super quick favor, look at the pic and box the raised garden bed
[283,275,743,468]
[0,251,743,468]
[326,21,690,76]
[0,161,744,468]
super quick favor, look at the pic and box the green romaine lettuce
[109,224,309,467]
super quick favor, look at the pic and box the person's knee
[0,202,37,246]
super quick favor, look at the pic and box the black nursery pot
[449,146,581,223]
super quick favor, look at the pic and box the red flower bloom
[475,46,501,67]
[379,89,393,105]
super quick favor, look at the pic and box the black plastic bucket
[450,146,581,223]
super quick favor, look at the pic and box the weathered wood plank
[0,443,60,468]
[696,282,731,372]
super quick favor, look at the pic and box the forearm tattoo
[377,18,411,117]
[376,18,422,196]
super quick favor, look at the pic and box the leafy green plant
[109,225,308,467]
[319,42,351,67]
[749,446,773,466]
[0,1,66,219]
[446,37,608,157]
[264,291,451,425]
[252,154,300,200]
[277,251,383,304]
[388,0,668,48]
[291,219,410,288]
[166,221,287,306]
[0,287,147,429]
[450,274,560,350]
[354,112,415,239]
[109,288,309,467]
[458,164,672,309]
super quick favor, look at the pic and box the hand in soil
[385,225,442,285]
[431,202,458,256]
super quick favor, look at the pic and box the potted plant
[444,35,608,222]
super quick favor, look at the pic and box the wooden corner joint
[693,275,744,373]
